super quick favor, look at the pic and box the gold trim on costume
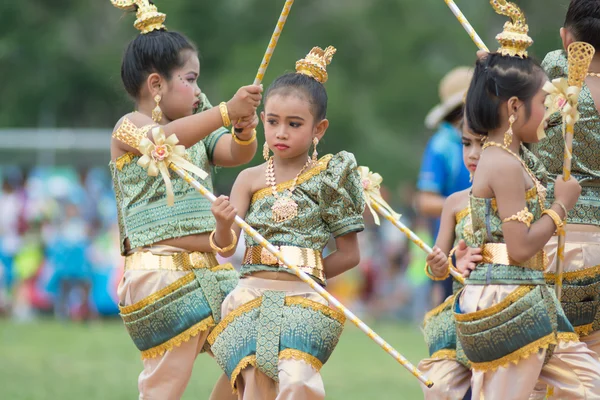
[208,298,263,344]
[208,295,345,345]
[455,207,470,224]
[124,251,219,272]
[454,286,534,322]
[490,186,536,210]
[470,333,556,372]
[115,152,136,170]
[284,296,345,323]
[544,264,600,282]
[557,332,580,343]
[119,273,196,314]
[140,316,214,359]
[431,349,457,360]
[481,244,547,271]
[574,324,594,337]
[229,350,324,391]
[279,348,323,370]
[251,154,333,203]
[230,355,257,390]
[210,263,235,273]
[112,118,155,151]
[424,295,455,325]
[243,246,325,283]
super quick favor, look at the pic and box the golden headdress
[490,0,533,58]
[111,0,166,34]
[295,46,337,84]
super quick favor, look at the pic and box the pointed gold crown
[111,0,166,34]
[295,46,337,84]
[490,0,533,58]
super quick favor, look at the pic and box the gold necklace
[482,141,546,211]
[588,72,600,78]
[266,157,312,222]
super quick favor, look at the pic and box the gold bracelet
[218,102,231,127]
[424,263,450,281]
[542,209,565,234]
[502,207,534,228]
[232,129,257,146]
[209,229,238,253]
[447,246,458,270]
[552,200,568,220]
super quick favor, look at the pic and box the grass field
[0,319,428,399]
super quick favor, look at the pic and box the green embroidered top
[530,50,600,225]
[467,150,548,285]
[455,206,473,248]
[241,151,366,282]
[109,93,228,255]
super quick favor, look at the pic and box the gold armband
[218,102,231,127]
[542,209,565,234]
[209,229,238,253]
[232,129,257,146]
[502,207,534,228]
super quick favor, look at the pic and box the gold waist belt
[481,244,547,271]
[243,245,325,283]
[125,251,219,272]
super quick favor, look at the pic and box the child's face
[462,122,484,174]
[261,92,327,160]
[517,85,549,144]
[160,50,202,121]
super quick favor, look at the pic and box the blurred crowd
[0,166,122,321]
[0,165,435,325]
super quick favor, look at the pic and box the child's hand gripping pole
[112,125,434,388]
[234,0,294,133]
[358,167,465,284]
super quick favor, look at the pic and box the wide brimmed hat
[425,67,473,129]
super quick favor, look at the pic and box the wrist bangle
[552,201,568,220]
[232,129,257,146]
[209,229,238,253]
[424,263,450,281]
[219,102,232,128]
[542,209,565,234]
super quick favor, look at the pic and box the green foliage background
[0,0,569,187]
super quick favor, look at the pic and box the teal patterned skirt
[454,284,576,371]
[208,288,345,390]
[120,265,238,359]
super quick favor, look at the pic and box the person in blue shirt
[416,66,472,302]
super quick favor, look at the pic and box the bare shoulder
[446,188,471,214]
[236,163,268,193]
[112,112,153,133]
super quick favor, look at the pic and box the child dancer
[418,119,484,399]
[530,0,600,355]
[207,46,365,399]
[455,2,600,398]
[109,1,261,398]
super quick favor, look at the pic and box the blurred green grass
[0,319,428,399]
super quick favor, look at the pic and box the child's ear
[315,118,329,140]
[560,27,574,52]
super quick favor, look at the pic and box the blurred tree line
[0,0,570,189]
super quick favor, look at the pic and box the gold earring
[263,142,270,161]
[469,171,473,183]
[504,114,516,147]
[152,94,163,123]
[312,137,319,164]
